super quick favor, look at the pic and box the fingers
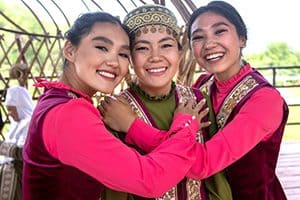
[115,95,129,105]
[200,121,211,129]
[98,104,105,116]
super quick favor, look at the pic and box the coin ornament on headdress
[123,4,181,39]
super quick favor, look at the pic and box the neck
[60,66,96,97]
[137,82,173,97]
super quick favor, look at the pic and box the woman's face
[64,22,130,95]
[190,12,245,81]
[6,105,19,122]
[131,25,180,96]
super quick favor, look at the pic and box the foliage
[245,42,300,86]
[245,42,300,67]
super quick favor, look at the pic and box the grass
[278,87,300,141]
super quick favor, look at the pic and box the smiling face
[190,11,246,81]
[63,22,130,96]
[131,25,180,96]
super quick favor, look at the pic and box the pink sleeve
[187,87,285,179]
[125,113,197,152]
[43,98,199,197]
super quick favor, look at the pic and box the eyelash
[215,29,226,35]
[135,46,148,51]
[119,53,129,59]
[95,46,108,52]
[191,36,204,41]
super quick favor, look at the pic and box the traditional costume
[22,79,200,200]
[121,64,288,200]
[192,64,288,200]
[105,4,212,200]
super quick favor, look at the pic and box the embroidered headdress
[123,4,181,39]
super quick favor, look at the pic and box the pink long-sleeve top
[42,81,200,197]
[125,65,285,180]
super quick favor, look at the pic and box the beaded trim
[122,84,203,200]
[216,75,259,128]
[124,4,181,38]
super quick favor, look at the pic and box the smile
[97,70,116,79]
[205,53,224,61]
[146,67,167,73]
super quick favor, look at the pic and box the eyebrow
[134,37,176,46]
[92,36,130,50]
[191,21,230,36]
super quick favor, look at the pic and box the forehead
[191,11,232,31]
[134,25,177,41]
[88,22,129,44]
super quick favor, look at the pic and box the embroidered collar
[129,82,176,101]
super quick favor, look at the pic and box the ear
[63,41,77,63]
[240,37,247,48]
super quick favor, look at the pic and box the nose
[106,55,119,68]
[204,38,217,50]
[149,48,162,62]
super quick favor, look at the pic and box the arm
[187,87,285,179]
[43,98,199,197]
[101,96,209,152]
[125,116,187,152]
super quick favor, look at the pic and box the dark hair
[65,12,130,46]
[187,1,247,41]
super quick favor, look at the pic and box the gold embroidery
[176,85,202,200]
[217,75,259,128]
[187,178,202,200]
[123,4,181,39]
[122,85,203,200]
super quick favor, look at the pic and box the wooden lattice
[0,0,199,125]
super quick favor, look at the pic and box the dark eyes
[95,46,108,52]
[119,53,129,59]
[191,29,227,41]
[161,43,173,48]
[215,29,227,35]
[134,46,148,51]
[134,43,174,51]
[191,35,204,41]
[96,45,129,59]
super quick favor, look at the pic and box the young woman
[22,12,209,200]
[101,4,213,200]
[188,1,288,199]
[102,1,289,199]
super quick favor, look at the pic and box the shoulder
[51,98,99,118]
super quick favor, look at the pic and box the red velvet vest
[22,87,103,200]
[194,70,289,200]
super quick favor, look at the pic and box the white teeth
[206,53,224,60]
[147,67,166,73]
[98,71,115,78]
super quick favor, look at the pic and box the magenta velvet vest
[22,87,103,200]
[195,70,288,200]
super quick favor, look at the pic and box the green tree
[245,42,300,85]
[245,42,300,67]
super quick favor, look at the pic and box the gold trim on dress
[216,75,259,128]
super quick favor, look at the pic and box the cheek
[120,63,129,77]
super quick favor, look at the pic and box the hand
[175,99,210,129]
[98,95,138,133]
